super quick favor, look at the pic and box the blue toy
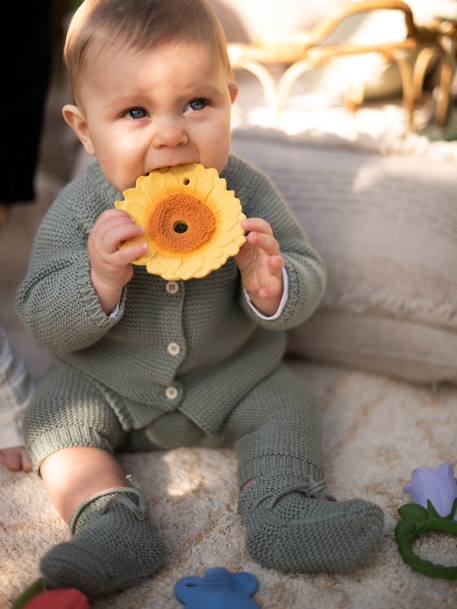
[175,567,260,609]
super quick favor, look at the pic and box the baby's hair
[64,0,234,102]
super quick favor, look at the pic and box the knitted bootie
[41,483,166,598]
[238,471,384,573]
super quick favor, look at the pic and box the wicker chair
[228,0,453,131]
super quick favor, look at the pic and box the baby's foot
[41,488,166,598]
[238,472,384,573]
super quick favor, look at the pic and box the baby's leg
[224,365,384,573]
[24,363,165,598]
[40,446,129,521]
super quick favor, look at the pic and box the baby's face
[67,41,237,192]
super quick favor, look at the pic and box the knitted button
[167,342,180,356]
[165,386,178,400]
[166,281,179,294]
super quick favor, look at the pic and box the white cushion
[232,128,457,383]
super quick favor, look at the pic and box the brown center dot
[148,193,216,253]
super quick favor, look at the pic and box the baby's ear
[229,82,239,104]
[62,104,96,156]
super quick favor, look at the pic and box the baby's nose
[152,118,188,148]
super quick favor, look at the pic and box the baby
[17,0,384,599]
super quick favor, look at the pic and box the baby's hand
[235,218,284,317]
[88,209,148,313]
[0,447,32,472]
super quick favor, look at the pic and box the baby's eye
[126,107,148,120]
[187,98,209,112]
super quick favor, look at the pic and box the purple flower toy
[395,463,457,580]
[175,567,260,609]
[404,464,457,519]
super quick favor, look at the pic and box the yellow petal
[178,254,206,280]
[162,171,180,194]
[138,172,166,200]
[194,174,215,201]
[165,164,197,194]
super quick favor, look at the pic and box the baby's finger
[99,214,138,232]
[94,214,140,240]
[113,242,149,265]
[96,208,132,223]
[101,224,145,253]
[257,255,283,292]
[242,218,273,236]
[247,232,280,256]
[92,210,133,234]
[234,240,256,269]
[269,255,285,272]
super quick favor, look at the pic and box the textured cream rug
[2,359,457,609]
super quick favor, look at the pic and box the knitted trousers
[223,365,323,487]
[24,361,322,486]
[26,362,384,576]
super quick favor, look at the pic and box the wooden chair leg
[232,59,278,115]
[435,54,454,127]
[412,47,439,101]
[390,51,415,131]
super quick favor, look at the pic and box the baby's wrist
[246,290,282,317]
[90,270,124,314]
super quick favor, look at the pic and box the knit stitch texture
[17,155,326,435]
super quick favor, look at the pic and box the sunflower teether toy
[115,163,246,280]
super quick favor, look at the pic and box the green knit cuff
[74,257,127,329]
[26,425,115,472]
[237,454,324,488]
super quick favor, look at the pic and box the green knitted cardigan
[17,155,326,434]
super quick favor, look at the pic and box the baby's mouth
[144,161,198,175]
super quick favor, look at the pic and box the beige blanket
[2,359,457,609]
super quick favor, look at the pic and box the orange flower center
[147,193,216,253]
